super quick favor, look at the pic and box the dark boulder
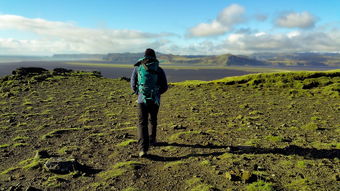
[119,76,131,82]
[44,158,80,174]
[12,67,48,76]
[53,68,73,75]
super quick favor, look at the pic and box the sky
[0,0,340,55]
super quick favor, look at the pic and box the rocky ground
[0,68,339,191]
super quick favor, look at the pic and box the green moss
[310,116,321,121]
[200,160,211,166]
[23,100,33,106]
[13,143,29,147]
[122,187,143,191]
[244,139,260,146]
[246,180,274,191]
[22,159,42,170]
[186,177,214,191]
[41,128,82,139]
[98,161,143,180]
[116,139,137,147]
[89,132,107,137]
[265,135,283,142]
[218,152,233,160]
[0,167,20,175]
[286,178,313,191]
[301,122,318,131]
[186,177,201,186]
[58,146,80,154]
[13,136,30,141]
[43,172,78,188]
[0,144,10,148]
[296,160,309,169]
[278,160,294,167]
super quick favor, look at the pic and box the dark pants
[137,102,159,152]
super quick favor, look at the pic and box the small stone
[25,186,40,191]
[44,158,80,174]
[172,125,186,130]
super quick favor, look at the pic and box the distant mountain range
[102,52,268,66]
[102,52,340,67]
[1,52,340,67]
[250,52,340,67]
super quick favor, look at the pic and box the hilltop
[0,68,339,190]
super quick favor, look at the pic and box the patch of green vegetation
[41,128,82,139]
[286,178,313,191]
[265,135,283,142]
[116,139,137,147]
[21,158,46,170]
[43,172,78,188]
[278,159,294,167]
[12,136,29,142]
[58,146,80,155]
[13,143,28,147]
[246,180,274,191]
[218,152,233,160]
[163,161,186,169]
[200,160,211,166]
[1,126,9,129]
[244,139,260,146]
[0,144,10,148]
[98,161,143,180]
[122,187,143,191]
[23,99,33,106]
[296,160,311,169]
[186,177,215,191]
[89,132,107,137]
[301,122,318,131]
[0,167,20,175]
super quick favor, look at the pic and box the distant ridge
[7,52,340,67]
[102,53,268,66]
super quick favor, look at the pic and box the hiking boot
[139,151,147,158]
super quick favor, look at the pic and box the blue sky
[0,0,340,55]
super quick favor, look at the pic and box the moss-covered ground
[0,69,339,190]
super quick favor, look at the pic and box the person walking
[130,48,168,157]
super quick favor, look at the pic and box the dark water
[0,61,337,82]
[0,61,253,82]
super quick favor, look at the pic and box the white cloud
[188,4,245,37]
[0,14,172,55]
[276,11,316,29]
[222,29,340,53]
[162,27,340,55]
[287,31,300,38]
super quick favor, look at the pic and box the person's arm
[158,67,168,94]
[130,67,138,93]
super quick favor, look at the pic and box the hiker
[130,48,168,157]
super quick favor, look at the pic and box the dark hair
[144,48,156,58]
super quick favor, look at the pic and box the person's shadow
[146,142,340,162]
